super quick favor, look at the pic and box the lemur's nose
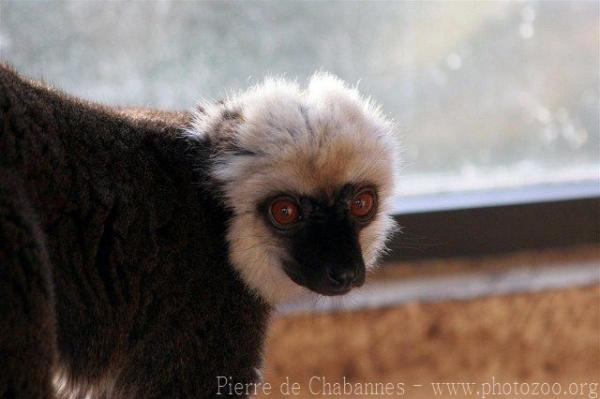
[326,266,356,288]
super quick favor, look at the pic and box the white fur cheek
[359,214,397,270]
[226,213,305,305]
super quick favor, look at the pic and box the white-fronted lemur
[0,65,398,398]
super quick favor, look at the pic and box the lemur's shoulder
[0,63,99,117]
[116,107,191,127]
[0,63,192,136]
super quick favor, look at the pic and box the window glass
[1,1,597,195]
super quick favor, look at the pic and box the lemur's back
[0,65,270,398]
[0,64,190,225]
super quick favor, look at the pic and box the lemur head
[191,73,398,304]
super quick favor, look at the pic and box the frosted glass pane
[1,1,597,195]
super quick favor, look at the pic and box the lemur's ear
[210,108,245,153]
[192,102,246,154]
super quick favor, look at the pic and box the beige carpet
[258,283,599,398]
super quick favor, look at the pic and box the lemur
[0,64,398,398]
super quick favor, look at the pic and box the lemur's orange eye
[269,198,300,227]
[350,190,376,219]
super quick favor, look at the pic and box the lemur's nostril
[326,267,355,288]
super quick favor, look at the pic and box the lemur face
[259,184,375,295]
[191,73,398,304]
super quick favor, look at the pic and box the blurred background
[1,0,597,196]
[1,1,598,398]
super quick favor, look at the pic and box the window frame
[384,179,599,262]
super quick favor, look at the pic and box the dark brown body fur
[0,65,270,398]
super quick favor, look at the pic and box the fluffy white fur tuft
[189,73,399,304]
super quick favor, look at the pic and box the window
[1,1,596,198]
[2,1,598,259]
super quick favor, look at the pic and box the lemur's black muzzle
[285,211,366,296]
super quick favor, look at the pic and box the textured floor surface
[258,247,600,398]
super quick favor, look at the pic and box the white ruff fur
[189,73,399,305]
